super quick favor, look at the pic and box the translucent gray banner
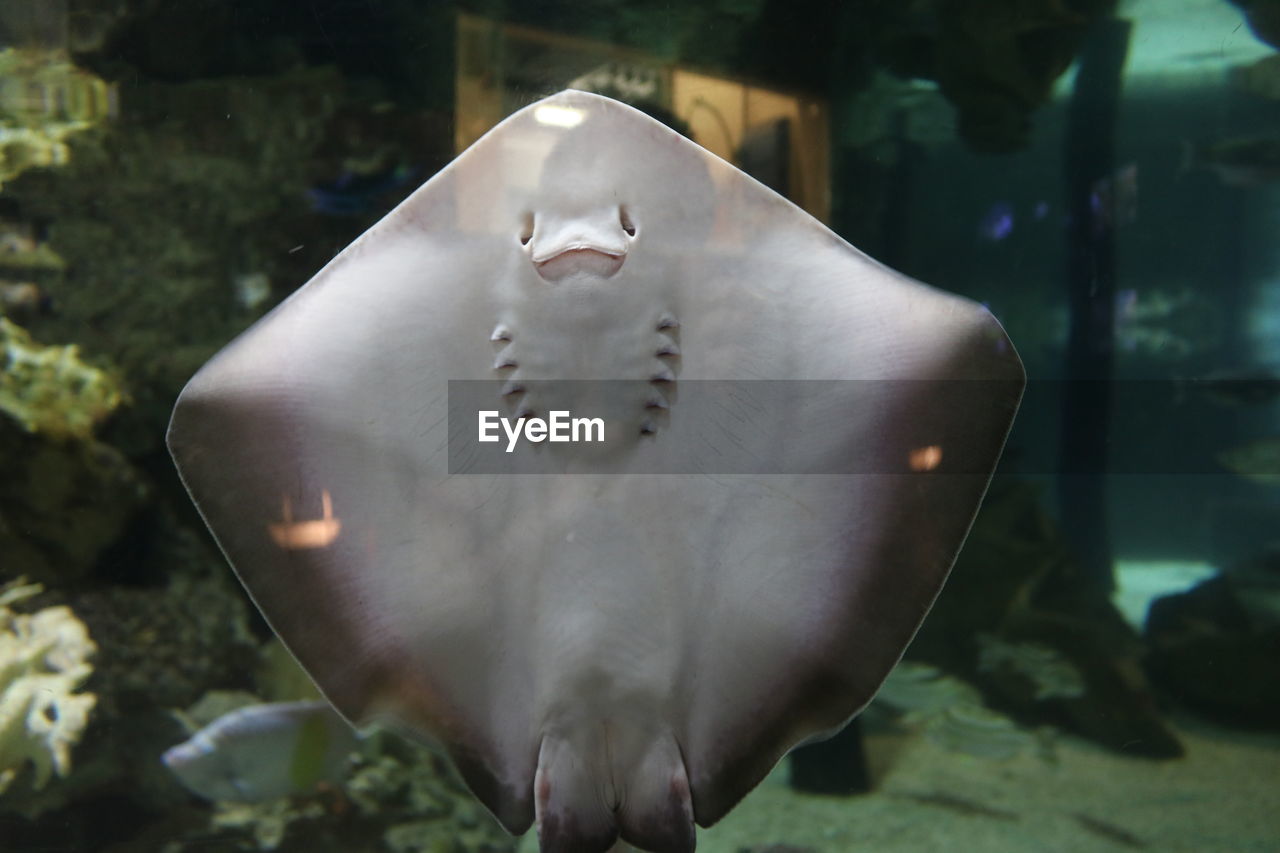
[445,379,1276,477]
[447,379,1023,475]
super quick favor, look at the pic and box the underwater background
[1,0,1278,850]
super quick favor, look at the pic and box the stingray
[168,90,1024,852]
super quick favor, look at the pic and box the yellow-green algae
[0,317,125,440]
[0,578,97,794]
[0,47,115,188]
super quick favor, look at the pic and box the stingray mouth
[532,246,626,282]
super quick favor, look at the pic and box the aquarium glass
[0,0,1277,850]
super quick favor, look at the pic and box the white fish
[162,700,357,802]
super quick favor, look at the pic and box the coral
[0,282,51,321]
[0,317,126,440]
[210,797,328,851]
[5,64,353,459]
[0,220,66,272]
[0,579,97,795]
[0,351,138,670]
[0,48,116,187]
[0,528,261,821]
[75,558,260,715]
[349,737,514,853]
[0,416,148,587]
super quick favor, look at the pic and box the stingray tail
[535,732,695,853]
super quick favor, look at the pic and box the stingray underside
[168,90,1025,852]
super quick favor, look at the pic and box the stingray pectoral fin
[675,296,1025,827]
[167,327,539,834]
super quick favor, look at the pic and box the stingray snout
[525,206,635,282]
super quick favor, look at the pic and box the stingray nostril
[619,205,636,238]
[519,213,534,246]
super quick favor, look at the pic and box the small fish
[1090,163,1138,231]
[0,223,65,270]
[233,272,272,312]
[924,703,1038,760]
[1224,545,1280,589]
[1217,437,1280,486]
[307,163,420,216]
[1181,368,1280,407]
[0,280,51,317]
[1071,812,1145,848]
[1181,136,1280,188]
[977,201,1015,242]
[162,700,358,802]
[1231,55,1280,100]
[894,790,1019,821]
[1112,287,1220,358]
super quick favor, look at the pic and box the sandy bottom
[511,713,1278,852]
[691,714,1280,852]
